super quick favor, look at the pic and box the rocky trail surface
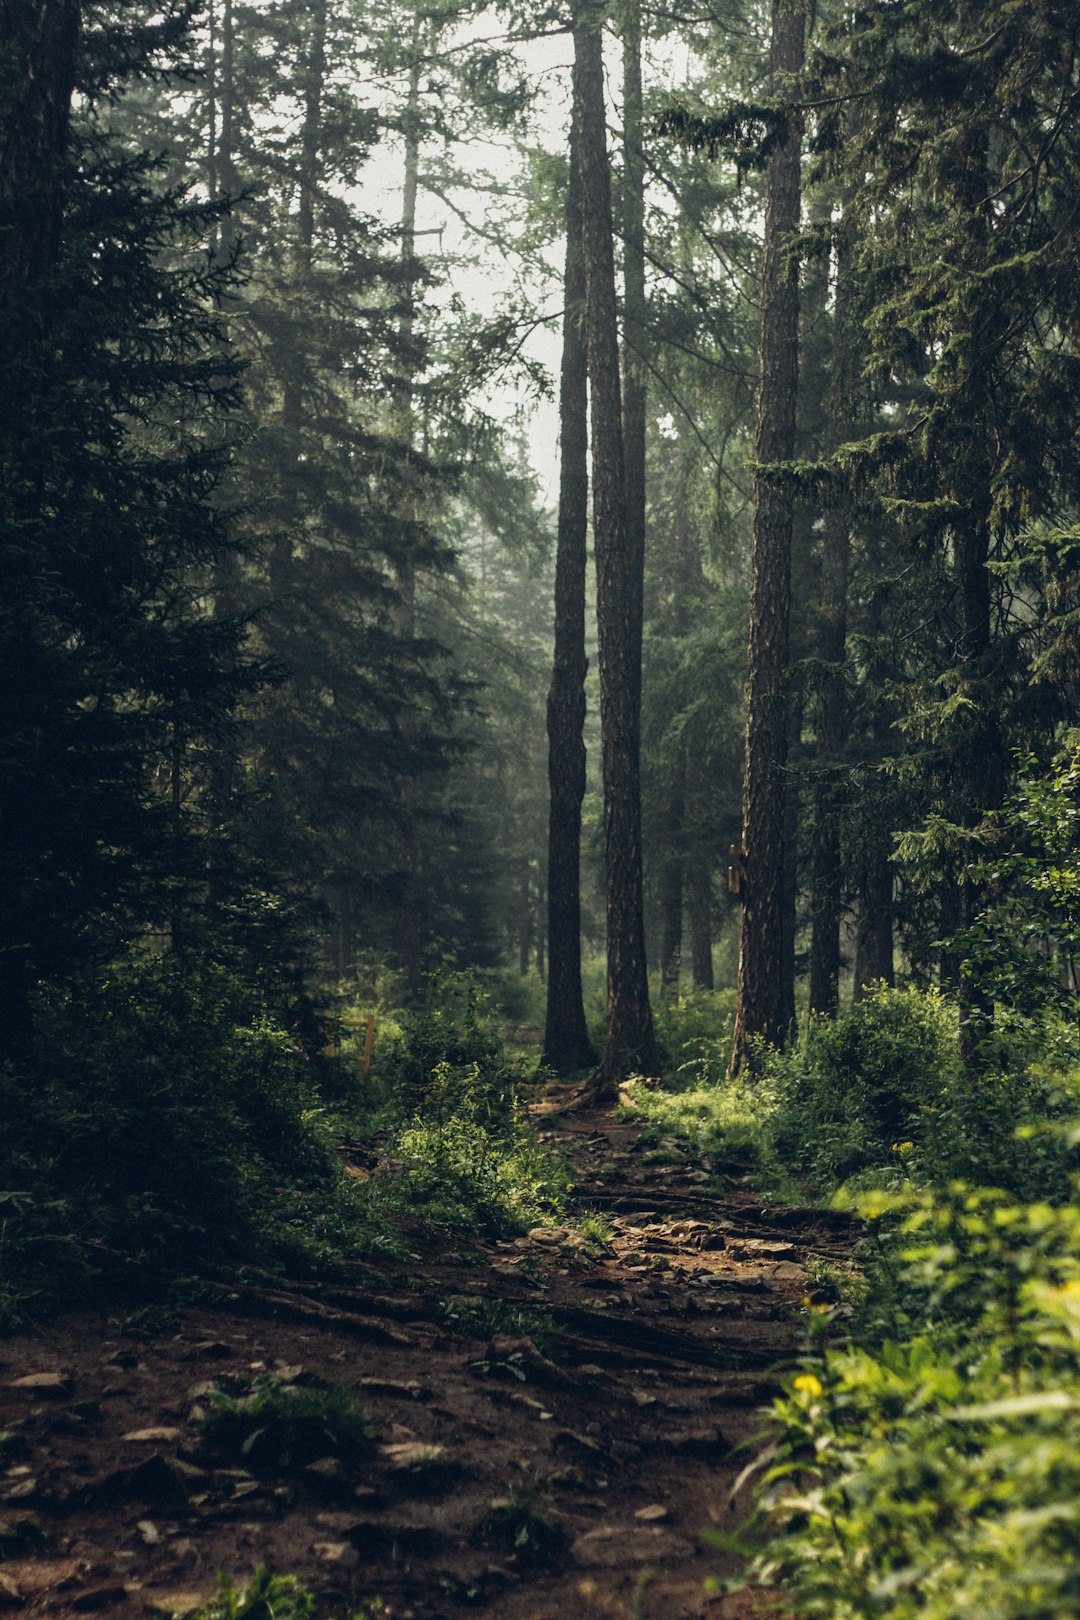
[0,1102,860,1620]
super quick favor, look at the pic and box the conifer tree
[0,0,253,1061]
[575,0,657,1085]
[730,0,805,1074]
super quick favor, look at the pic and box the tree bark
[622,0,646,718]
[730,0,804,1074]
[543,110,597,1073]
[391,31,424,992]
[780,670,803,1036]
[0,0,82,1065]
[0,0,81,334]
[574,1,657,1083]
[808,194,858,1016]
[853,850,894,999]
[688,851,714,989]
[949,130,1004,1068]
[659,751,685,1001]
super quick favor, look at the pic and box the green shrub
[189,1571,316,1620]
[379,972,506,1105]
[200,1375,374,1473]
[618,1073,769,1171]
[365,973,571,1237]
[0,956,353,1320]
[385,1113,570,1236]
[651,987,739,1089]
[740,1180,1080,1620]
[764,986,960,1189]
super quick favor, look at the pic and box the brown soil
[0,1101,859,1620]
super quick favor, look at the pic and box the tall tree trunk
[659,750,685,1001]
[543,110,597,1073]
[731,0,805,1074]
[780,670,803,1035]
[279,0,324,444]
[950,131,1004,1068]
[205,0,246,914]
[808,196,858,1016]
[688,851,714,989]
[853,849,894,999]
[0,0,80,331]
[391,33,424,992]
[517,858,534,978]
[574,1,657,1085]
[0,0,82,1065]
[622,0,646,718]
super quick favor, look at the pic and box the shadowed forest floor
[0,1098,861,1620]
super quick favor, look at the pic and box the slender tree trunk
[543,109,597,1073]
[622,0,646,718]
[688,852,714,989]
[0,0,81,329]
[853,851,894,999]
[391,33,424,991]
[279,0,324,444]
[536,856,547,982]
[518,859,534,978]
[950,131,1004,1068]
[731,0,805,1074]
[574,1,657,1084]
[0,0,82,1065]
[808,199,858,1016]
[659,751,685,1001]
[780,671,803,1036]
[204,0,247,914]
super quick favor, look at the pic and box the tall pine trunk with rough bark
[0,0,82,1063]
[574,0,656,1085]
[622,0,646,717]
[730,0,804,1075]
[543,111,597,1074]
[808,193,858,1016]
[391,28,425,991]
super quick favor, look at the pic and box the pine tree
[730,0,805,1074]
[575,0,657,1085]
[543,99,597,1074]
[0,0,253,1061]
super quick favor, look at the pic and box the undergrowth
[0,964,571,1327]
[696,753,1080,1618]
[619,962,1080,1617]
[356,974,571,1237]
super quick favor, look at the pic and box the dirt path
[0,1106,859,1619]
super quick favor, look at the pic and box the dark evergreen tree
[0,0,253,1062]
[543,104,597,1074]
[730,0,804,1073]
[575,0,657,1085]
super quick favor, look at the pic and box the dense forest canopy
[1,0,1079,1072]
[5,3,1080,1614]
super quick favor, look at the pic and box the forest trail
[0,1105,860,1620]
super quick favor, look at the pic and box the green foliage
[618,1074,768,1172]
[741,1183,1080,1620]
[576,1211,615,1252]
[187,1570,315,1620]
[481,1488,567,1568]
[651,988,739,1088]
[765,987,962,1187]
[378,973,509,1118]
[366,974,569,1236]
[951,743,1080,1033]
[0,18,256,1041]
[200,1375,373,1473]
[386,1114,569,1238]
[0,956,352,1321]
